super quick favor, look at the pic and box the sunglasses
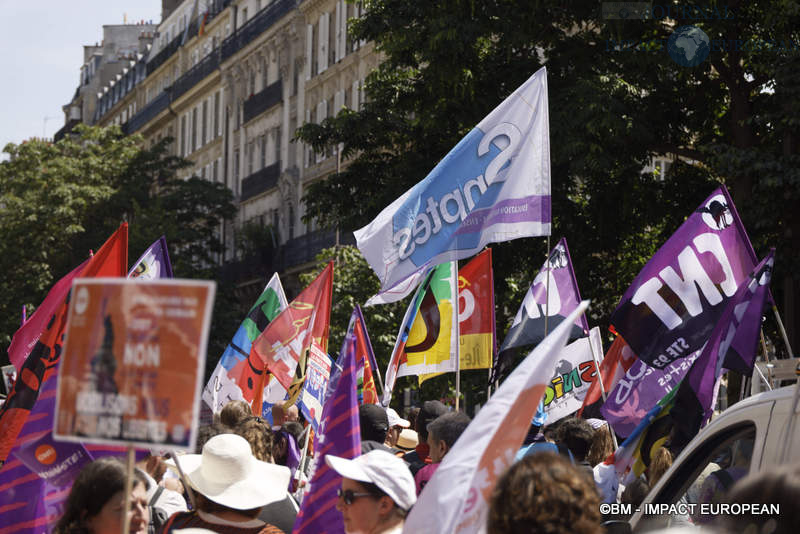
[337,488,374,505]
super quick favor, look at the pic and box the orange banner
[54,279,215,450]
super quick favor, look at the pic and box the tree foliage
[297,0,800,375]
[0,125,237,367]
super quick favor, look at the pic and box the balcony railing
[146,0,231,76]
[123,90,170,134]
[171,52,220,101]
[221,0,297,62]
[243,80,282,123]
[240,161,280,201]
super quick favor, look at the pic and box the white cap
[326,450,416,511]
[386,407,410,429]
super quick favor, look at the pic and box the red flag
[0,224,128,462]
[232,262,333,398]
[355,316,379,404]
[577,335,637,417]
[458,248,495,370]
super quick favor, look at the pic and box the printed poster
[54,279,215,450]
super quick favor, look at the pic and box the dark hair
[283,421,304,444]
[416,400,448,440]
[557,418,595,462]
[220,400,253,429]
[196,493,262,518]
[54,457,147,534]
[620,477,649,508]
[488,452,602,534]
[426,412,471,449]
[273,430,290,466]
[197,421,232,453]
[406,407,420,431]
[235,416,275,462]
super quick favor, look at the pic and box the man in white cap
[326,449,416,534]
[161,434,291,534]
[384,408,410,450]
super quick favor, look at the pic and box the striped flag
[292,309,361,534]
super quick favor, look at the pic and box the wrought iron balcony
[124,90,170,134]
[171,52,221,101]
[221,0,297,62]
[280,229,355,268]
[240,161,280,201]
[243,80,282,123]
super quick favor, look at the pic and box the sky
[0,0,162,153]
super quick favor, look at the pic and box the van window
[638,423,756,530]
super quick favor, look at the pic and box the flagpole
[455,261,461,412]
[296,424,312,495]
[544,236,551,337]
[772,306,794,360]
[586,331,618,449]
[760,329,774,389]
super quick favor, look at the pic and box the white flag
[542,327,603,424]
[356,67,551,295]
[403,301,589,534]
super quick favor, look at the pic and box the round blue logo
[668,26,710,66]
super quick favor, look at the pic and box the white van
[628,383,800,531]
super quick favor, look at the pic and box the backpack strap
[149,485,165,506]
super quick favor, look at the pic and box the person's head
[557,417,595,462]
[715,464,800,534]
[196,421,232,453]
[385,407,411,447]
[271,404,287,426]
[416,400,448,441]
[55,457,149,534]
[426,412,471,463]
[285,404,299,422]
[587,425,615,466]
[180,434,291,516]
[234,416,275,462]
[621,477,649,508]
[648,447,673,487]
[283,421,304,445]
[406,407,420,432]
[360,403,390,443]
[326,450,417,534]
[488,452,602,534]
[219,400,253,429]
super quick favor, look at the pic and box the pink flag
[7,259,88,371]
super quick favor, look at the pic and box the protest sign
[299,342,332,431]
[54,278,215,450]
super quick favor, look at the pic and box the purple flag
[610,186,758,370]
[13,433,93,488]
[128,235,174,279]
[293,315,361,534]
[672,251,774,449]
[493,237,588,381]
[600,350,700,438]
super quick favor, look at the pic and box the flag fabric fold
[127,235,173,279]
[382,262,459,404]
[351,306,380,404]
[610,186,758,370]
[202,273,289,414]
[671,251,774,450]
[493,237,588,383]
[233,262,333,399]
[292,313,361,534]
[457,249,496,371]
[403,301,589,534]
[356,67,551,295]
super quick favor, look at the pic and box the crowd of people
[54,397,796,534]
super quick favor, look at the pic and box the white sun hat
[386,407,411,429]
[326,450,416,511]
[175,433,290,510]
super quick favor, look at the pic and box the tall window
[191,107,198,152]
[201,100,208,145]
[275,127,281,163]
[213,159,219,182]
[180,115,187,157]
[233,149,240,181]
[260,135,267,168]
[213,92,220,138]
